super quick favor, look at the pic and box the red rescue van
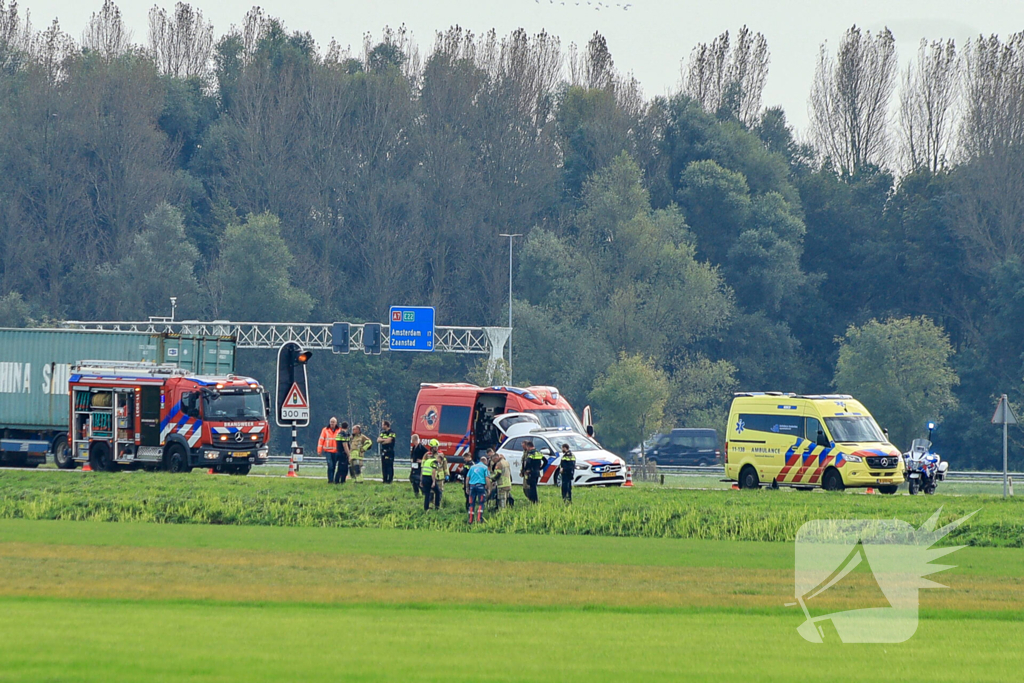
[411,383,591,463]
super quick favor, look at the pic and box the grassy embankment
[0,470,1020,545]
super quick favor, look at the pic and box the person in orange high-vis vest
[318,417,343,484]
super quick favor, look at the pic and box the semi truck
[0,328,237,469]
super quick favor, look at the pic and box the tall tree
[0,0,32,73]
[82,0,133,61]
[834,317,959,449]
[899,39,959,173]
[683,26,769,126]
[148,2,214,80]
[91,203,203,320]
[209,212,314,321]
[810,26,898,175]
[960,32,1024,158]
[589,353,670,453]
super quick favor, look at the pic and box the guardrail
[642,464,1019,483]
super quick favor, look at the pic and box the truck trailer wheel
[164,444,192,474]
[53,435,75,470]
[89,443,114,472]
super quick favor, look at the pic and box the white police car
[494,414,627,487]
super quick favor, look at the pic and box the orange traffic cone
[207,468,215,474]
[286,457,297,478]
[865,487,876,494]
[623,466,634,487]
[82,461,92,472]
[731,483,739,490]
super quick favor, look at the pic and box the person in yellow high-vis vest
[421,440,446,511]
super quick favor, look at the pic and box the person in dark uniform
[377,421,397,484]
[521,440,544,504]
[409,434,427,495]
[334,421,351,484]
[559,443,576,502]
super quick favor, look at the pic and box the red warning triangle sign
[284,382,308,409]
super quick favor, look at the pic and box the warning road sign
[281,382,309,422]
[992,394,1018,425]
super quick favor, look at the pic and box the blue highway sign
[389,306,435,352]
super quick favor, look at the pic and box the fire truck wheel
[53,435,75,469]
[164,444,192,474]
[90,443,114,472]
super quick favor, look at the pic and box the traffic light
[363,322,382,355]
[331,322,350,354]
[276,341,311,428]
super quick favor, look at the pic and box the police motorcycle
[902,437,948,495]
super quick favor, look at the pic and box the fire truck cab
[68,361,270,474]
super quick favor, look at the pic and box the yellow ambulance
[724,393,904,493]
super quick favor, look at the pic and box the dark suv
[645,428,721,466]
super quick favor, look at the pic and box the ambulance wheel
[738,465,759,489]
[164,444,192,473]
[822,468,845,492]
[878,485,898,495]
[90,443,114,472]
[53,435,75,469]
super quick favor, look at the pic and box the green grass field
[0,472,1021,681]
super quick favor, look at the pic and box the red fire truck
[68,361,270,474]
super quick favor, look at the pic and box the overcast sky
[19,1,1024,134]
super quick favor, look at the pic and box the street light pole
[499,233,522,384]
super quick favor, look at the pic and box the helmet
[428,439,440,448]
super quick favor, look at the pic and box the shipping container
[0,328,236,464]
